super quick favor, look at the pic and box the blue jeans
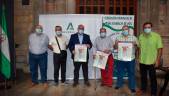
[29,52,47,83]
[116,59,136,90]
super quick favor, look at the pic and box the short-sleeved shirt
[93,36,114,55]
[139,32,163,65]
[115,35,138,61]
[49,35,68,54]
[29,33,49,55]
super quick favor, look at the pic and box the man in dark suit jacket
[68,24,92,87]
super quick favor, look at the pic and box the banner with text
[39,14,134,80]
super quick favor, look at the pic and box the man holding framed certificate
[68,24,92,87]
[93,28,114,87]
[114,25,138,95]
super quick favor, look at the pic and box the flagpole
[4,79,7,95]
[13,43,16,86]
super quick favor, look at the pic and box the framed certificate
[93,51,109,69]
[118,43,133,61]
[74,44,87,62]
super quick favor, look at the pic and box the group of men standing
[28,22,163,96]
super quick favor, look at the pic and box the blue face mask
[122,30,129,36]
[144,28,151,34]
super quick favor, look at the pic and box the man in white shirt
[28,25,49,87]
[48,26,68,85]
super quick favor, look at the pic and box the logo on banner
[63,22,75,33]
[67,22,74,31]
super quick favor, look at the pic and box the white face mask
[100,32,106,38]
[35,28,42,34]
[79,30,84,35]
[56,31,62,36]
[144,28,152,34]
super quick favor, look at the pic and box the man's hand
[103,49,111,54]
[114,41,119,49]
[86,44,90,48]
[154,59,160,68]
[79,48,83,53]
[99,55,104,60]
[72,50,75,54]
[93,55,96,59]
[48,45,53,51]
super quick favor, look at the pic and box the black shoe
[73,82,78,87]
[100,83,105,86]
[131,89,136,93]
[54,82,59,86]
[84,81,91,87]
[114,86,119,90]
[0,84,11,90]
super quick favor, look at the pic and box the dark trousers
[53,51,67,83]
[73,61,88,83]
[140,64,157,95]
[29,52,47,83]
[159,72,169,96]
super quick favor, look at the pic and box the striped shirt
[115,35,138,61]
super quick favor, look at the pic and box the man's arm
[48,45,53,51]
[47,37,53,51]
[86,35,92,49]
[68,35,74,53]
[155,35,163,67]
[155,48,163,68]
[114,40,118,49]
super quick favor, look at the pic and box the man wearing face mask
[93,28,114,87]
[138,22,163,96]
[68,24,92,87]
[48,26,68,86]
[28,25,49,87]
[114,25,138,95]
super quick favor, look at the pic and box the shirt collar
[143,32,152,37]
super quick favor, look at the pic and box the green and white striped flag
[0,5,11,79]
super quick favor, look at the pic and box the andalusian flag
[0,5,11,79]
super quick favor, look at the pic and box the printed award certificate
[93,51,109,69]
[118,43,133,61]
[74,44,87,62]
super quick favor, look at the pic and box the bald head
[122,25,129,31]
[36,25,43,30]
[100,28,106,33]
[78,24,84,30]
